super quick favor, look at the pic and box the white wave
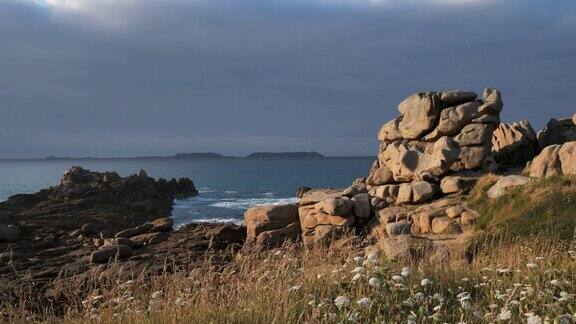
[210,197,299,210]
[173,197,216,207]
[262,192,275,197]
[224,190,239,194]
[188,218,244,225]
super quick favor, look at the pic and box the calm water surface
[0,158,373,226]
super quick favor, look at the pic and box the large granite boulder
[527,141,576,178]
[244,204,300,241]
[492,121,538,166]
[537,118,576,151]
[440,90,478,106]
[398,92,442,139]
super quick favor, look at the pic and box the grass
[2,238,576,323]
[2,175,576,323]
[468,175,576,244]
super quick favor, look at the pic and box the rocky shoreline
[2,88,576,317]
[0,167,246,308]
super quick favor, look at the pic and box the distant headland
[41,151,327,160]
[246,151,324,158]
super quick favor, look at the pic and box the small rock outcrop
[487,175,530,199]
[491,121,538,166]
[244,203,301,249]
[526,141,576,178]
[0,166,199,236]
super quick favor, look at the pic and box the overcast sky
[1,0,575,158]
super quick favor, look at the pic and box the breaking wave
[210,197,299,210]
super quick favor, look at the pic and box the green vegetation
[469,175,576,244]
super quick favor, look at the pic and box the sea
[0,157,373,227]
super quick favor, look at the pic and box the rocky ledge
[0,167,246,303]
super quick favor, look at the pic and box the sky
[0,0,575,158]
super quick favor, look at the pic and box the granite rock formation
[274,88,504,248]
[491,121,538,166]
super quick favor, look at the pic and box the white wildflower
[526,314,542,324]
[461,299,472,310]
[508,300,521,307]
[498,307,512,321]
[351,267,366,274]
[288,285,301,292]
[334,295,350,308]
[348,311,361,322]
[317,274,324,279]
[351,273,362,281]
[457,292,470,300]
[557,291,572,302]
[557,314,573,324]
[392,275,404,281]
[526,262,538,269]
[150,291,163,300]
[356,297,373,308]
[414,292,425,303]
[353,256,364,264]
[402,298,415,308]
[421,278,432,286]
[366,253,378,262]
[175,297,185,306]
[325,313,338,321]
[368,277,381,288]
[401,267,411,277]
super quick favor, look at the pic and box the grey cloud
[0,0,575,158]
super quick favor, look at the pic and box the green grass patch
[468,174,576,243]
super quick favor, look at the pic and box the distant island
[173,152,226,159]
[41,151,327,160]
[246,151,324,158]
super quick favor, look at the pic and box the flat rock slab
[487,175,529,199]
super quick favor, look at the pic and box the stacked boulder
[491,121,538,166]
[243,88,504,250]
[293,88,502,248]
[298,187,371,247]
[367,89,501,205]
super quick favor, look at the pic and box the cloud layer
[1,0,575,158]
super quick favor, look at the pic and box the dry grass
[2,175,576,323]
[2,237,576,323]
